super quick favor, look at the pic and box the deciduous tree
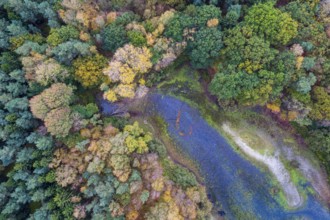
[103,44,152,100]
[51,40,91,65]
[101,24,128,52]
[47,25,80,47]
[37,60,68,85]
[188,27,223,69]
[222,25,278,73]
[310,86,330,120]
[44,107,74,138]
[73,54,107,88]
[244,2,298,45]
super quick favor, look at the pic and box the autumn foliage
[29,83,74,137]
[103,44,152,101]
[73,54,107,88]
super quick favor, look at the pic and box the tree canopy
[244,2,298,45]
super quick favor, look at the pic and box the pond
[101,94,330,219]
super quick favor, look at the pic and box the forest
[0,0,329,219]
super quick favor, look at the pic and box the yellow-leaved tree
[102,44,152,101]
[73,54,107,88]
[124,121,152,153]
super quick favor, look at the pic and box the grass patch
[275,190,288,209]
[162,158,198,189]
[283,157,315,198]
[225,122,276,156]
[238,130,275,155]
[157,64,202,93]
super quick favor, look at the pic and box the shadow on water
[99,94,330,220]
[97,94,128,116]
